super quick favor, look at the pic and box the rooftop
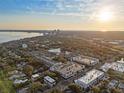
[32,74,40,78]
[50,62,83,72]
[100,63,112,72]
[72,55,99,65]
[48,48,61,53]
[76,69,104,84]
[100,58,124,73]
[111,62,124,73]
[44,76,56,83]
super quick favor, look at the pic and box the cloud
[0,0,123,21]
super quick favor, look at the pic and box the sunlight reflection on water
[0,32,42,43]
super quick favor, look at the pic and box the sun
[98,9,113,22]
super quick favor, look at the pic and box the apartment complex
[72,55,99,66]
[101,58,124,73]
[50,62,84,79]
[75,69,104,89]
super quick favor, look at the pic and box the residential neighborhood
[0,32,124,93]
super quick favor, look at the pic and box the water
[0,32,43,43]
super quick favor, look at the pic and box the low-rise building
[108,80,118,89]
[111,62,124,73]
[72,55,99,66]
[100,63,112,72]
[118,83,124,89]
[31,73,40,81]
[48,48,61,55]
[50,63,63,71]
[13,79,28,85]
[50,62,84,79]
[74,69,104,89]
[100,58,124,73]
[44,76,56,87]
[9,70,26,80]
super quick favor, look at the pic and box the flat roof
[100,63,112,72]
[73,55,99,64]
[44,76,55,83]
[76,69,104,84]
[111,62,124,73]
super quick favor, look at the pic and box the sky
[0,0,124,31]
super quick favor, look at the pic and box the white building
[50,62,84,79]
[48,48,61,55]
[100,63,112,72]
[72,55,99,66]
[44,76,56,87]
[14,79,28,85]
[75,69,104,89]
[111,62,124,73]
[31,73,40,81]
[100,58,124,73]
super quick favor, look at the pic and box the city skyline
[0,0,124,31]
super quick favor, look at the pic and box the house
[9,70,26,80]
[17,87,28,93]
[44,76,56,87]
[118,83,124,89]
[16,62,27,70]
[74,69,104,89]
[72,55,99,66]
[31,73,40,81]
[108,80,118,89]
[50,62,84,79]
[13,79,28,85]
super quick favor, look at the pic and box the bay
[0,32,42,43]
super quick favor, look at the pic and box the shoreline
[0,32,43,44]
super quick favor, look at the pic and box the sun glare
[99,9,113,22]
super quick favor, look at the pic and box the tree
[101,89,111,93]
[111,88,122,93]
[23,65,34,78]
[100,80,109,90]
[68,83,83,93]
[45,71,58,78]
[91,86,101,93]
[50,88,63,93]
[52,56,67,63]
[29,82,42,93]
